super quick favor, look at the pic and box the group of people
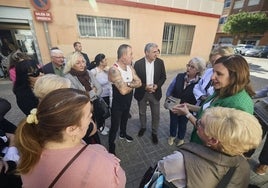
[0,41,267,187]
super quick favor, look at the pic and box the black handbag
[93,97,111,120]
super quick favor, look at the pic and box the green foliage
[223,12,268,35]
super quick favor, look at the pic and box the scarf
[184,74,200,87]
[70,68,92,91]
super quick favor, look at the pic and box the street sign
[34,11,52,22]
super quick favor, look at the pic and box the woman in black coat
[12,51,41,115]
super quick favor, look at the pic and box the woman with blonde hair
[15,88,126,188]
[64,52,103,144]
[64,52,102,101]
[33,74,71,99]
[157,107,262,188]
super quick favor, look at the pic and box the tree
[223,12,268,43]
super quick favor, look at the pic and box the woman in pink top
[15,88,126,188]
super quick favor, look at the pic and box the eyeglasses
[195,119,205,129]
[186,64,196,69]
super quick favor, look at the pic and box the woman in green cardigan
[172,55,255,144]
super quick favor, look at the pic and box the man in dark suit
[73,42,95,70]
[42,48,65,76]
[134,43,166,144]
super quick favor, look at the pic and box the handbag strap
[48,145,88,188]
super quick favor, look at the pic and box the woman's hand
[0,159,9,173]
[171,103,190,116]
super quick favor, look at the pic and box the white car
[234,44,254,55]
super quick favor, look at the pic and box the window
[233,0,244,9]
[248,0,260,6]
[219,16,227,24]
[224,0,231,8]
[77,15,129,38]
[161,23,195,55]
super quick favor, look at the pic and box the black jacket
[134,57,166,101]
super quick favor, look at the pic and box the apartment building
[214,0,268,46]
[0,0,224,70]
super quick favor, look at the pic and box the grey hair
[190,57,206,76]
[144,43,158,53]
[50,49,63,57]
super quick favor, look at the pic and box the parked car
[245,46,268,58]
[258,45,268,58]
[234,44,254,55]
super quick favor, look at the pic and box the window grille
[248,0,260,6]
[77,15,129,38]
[161,23,195,55]
[233,0,245,9]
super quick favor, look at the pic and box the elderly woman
[173,55,255,144]
[64,52,102,101]
[33,74,71,99]
[156,107,262,188]
[64,52,102,144]
[166,57,206,146]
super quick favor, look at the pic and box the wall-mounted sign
[30,0,50,11]
[34,11,52,22]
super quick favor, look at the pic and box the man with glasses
[42,48,65,76]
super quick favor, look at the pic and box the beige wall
[0,0,221,71]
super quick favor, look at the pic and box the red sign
[34,11,52,22]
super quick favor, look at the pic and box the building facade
[0,0,224,70]
[215,0,268,46]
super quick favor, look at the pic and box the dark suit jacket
[81,52,95,70]
[42,62,55,74]
[134,57,166,101]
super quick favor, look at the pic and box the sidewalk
[0,70,267,188]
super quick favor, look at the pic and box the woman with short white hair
[165,57,206,146]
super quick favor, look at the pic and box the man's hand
[145,84,157,93]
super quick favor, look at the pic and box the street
[0,56,267,187]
